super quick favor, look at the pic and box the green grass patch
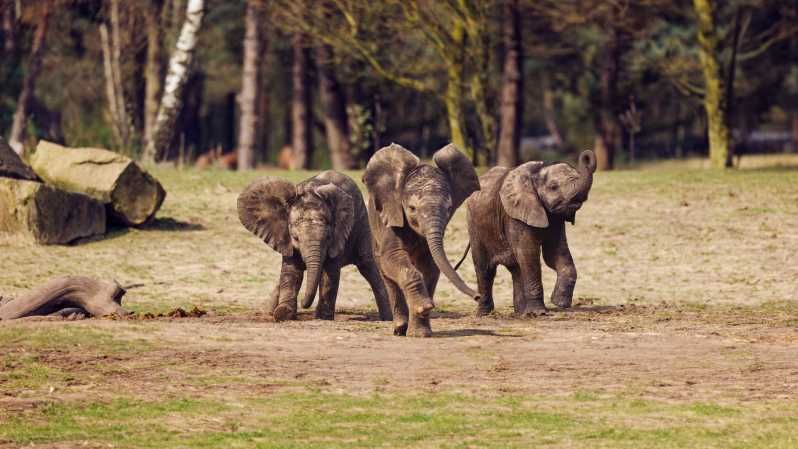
[2,392,798,449]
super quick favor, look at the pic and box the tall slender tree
[317,44,355,170]
[143,0,165,146]
[291,33,313,169]
[7,1,49,155]
[496,0,523,167]
[143,0,205,164]
[237,0,264,170]
[692,0,731,168]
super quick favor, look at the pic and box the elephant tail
[453,242,471,271]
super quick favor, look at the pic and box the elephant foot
[272,304,297,322]
[393,321,408,336]
[315,311,334,320]
[407,325,432,338]
[475,298,495,317]
[520,300,548,318]
[551,293,573,309]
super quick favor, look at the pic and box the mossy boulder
[29,141,166,226]
[0,178,106,244]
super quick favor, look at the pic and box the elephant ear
[500,161,549,228]
[362,143,420,227]
[237,177,296,256]
[432,143,480,210]
[314,183,355,258]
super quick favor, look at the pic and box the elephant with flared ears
[466,150,597,316]
[363,143,480,337]
[237,170,391,322]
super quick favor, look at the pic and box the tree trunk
[291,33,313,169]
[693,0,731,168]
[542,73,564,147]
[496,0,523,167]
[142,0,205,164]
[7,5,49,155]
[791,111,798,153]
[594,26,623,171]
[1,0,15,55]
[444,21,470,160]
[144,0,164,146]
[317,44,356,170]
[236,0,263,171]
[0,277,128,320]
[100,0,134,152]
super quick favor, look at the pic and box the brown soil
[3,304,796,412]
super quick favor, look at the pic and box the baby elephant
[364,143,480,337]
[238,170,391,321]
[466,150,597,316]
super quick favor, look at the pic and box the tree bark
[142,0,205,164]
[0,277,128,320]
[7,5,49,155]
[496,0,523,167]
[144,0,164,146]
[317,44,356,170]
[100,1,134,152]
[291,33,313,169]
[594,26,623,171]
[1,0,15,55]
[236,0,263,171]
[693,0,731,168]
[541,73,564,147]
[444,21,470,160]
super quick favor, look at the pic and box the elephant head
[363,143,481,300]
[500,150,597,227]
[237,174,355,309]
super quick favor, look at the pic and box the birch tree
[142,0,205,164]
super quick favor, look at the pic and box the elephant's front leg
[512,237,546,316]
[380,249,434,337]
[382,275,409,336]
[273,256,304,322]
[315,264,340,320]
[542,221,577,308]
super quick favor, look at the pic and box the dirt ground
[1,158,798,447]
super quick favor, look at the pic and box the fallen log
[0,276,128,320]
[0,178,106,244]
[0,136,39,181]
[29,140,166,226]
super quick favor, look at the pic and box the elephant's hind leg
[357,259,393,321]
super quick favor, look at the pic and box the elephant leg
[273,256,304,322]
[265,283,279,315]
[513,243,546,317]
[383,274,409,336]
[542,221,577,308]
[379,249,434,317]
[356,258,393,321]
[315,266,340,320]
[472,243,496,316]
[402,260,439,338]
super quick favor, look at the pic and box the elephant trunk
[577,150,597,189]
[301,241,325,309]
[425,216,480,301]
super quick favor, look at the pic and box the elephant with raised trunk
[466,150,597,316]
[237,170,391,321]
[363,143,480,337]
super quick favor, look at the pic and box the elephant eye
[549,184,558,191]
[408,205,417,213]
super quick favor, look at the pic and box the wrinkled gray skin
[364,143,480,337]
[238,170,391,321]
[466,150,597,316]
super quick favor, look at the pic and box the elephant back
[468,166,509,210]
[305,170,368,222]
